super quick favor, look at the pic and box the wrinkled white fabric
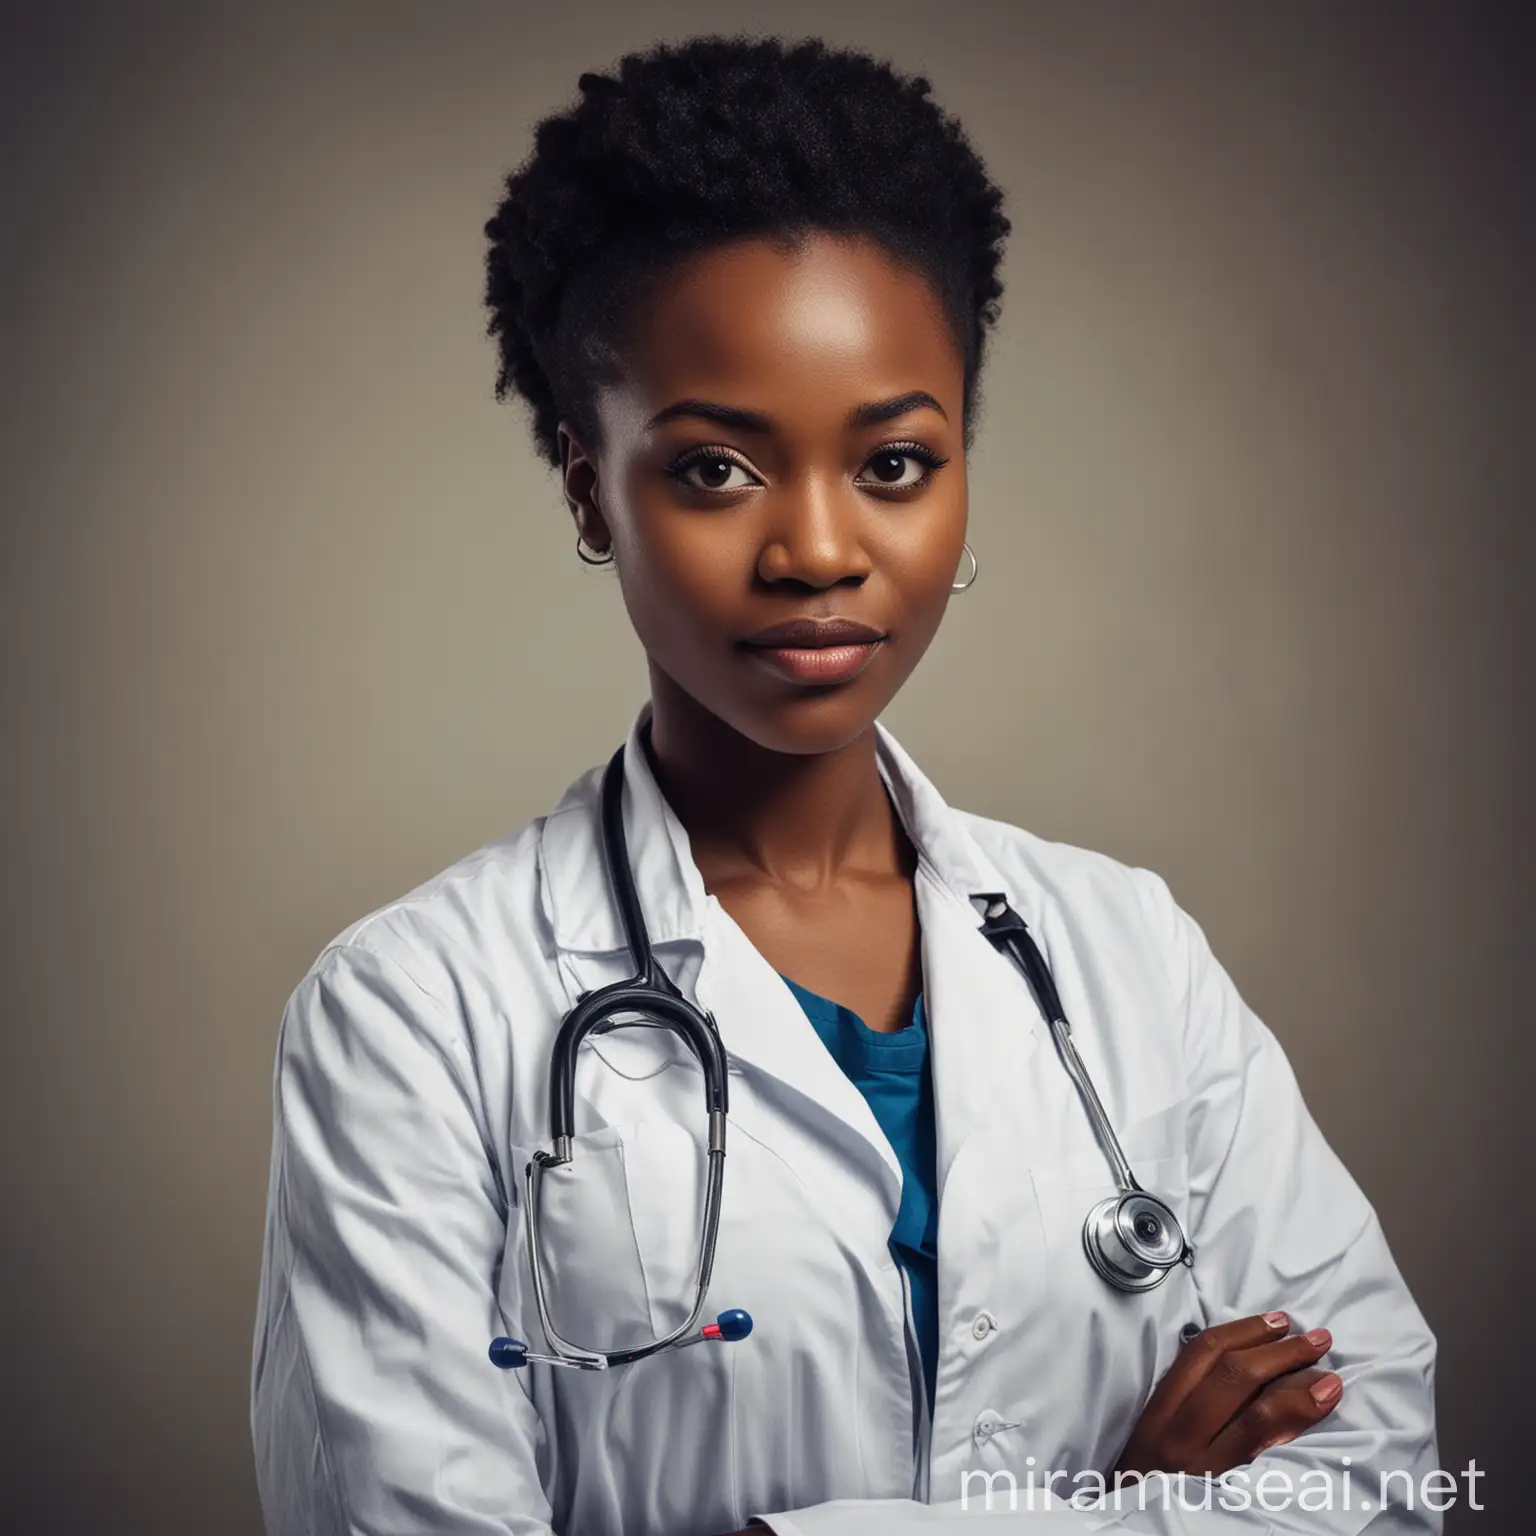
[252,701,1438,1535]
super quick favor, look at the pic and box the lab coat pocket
[614,1118,714,1339]
[1026,1097,1190,1253]
[509,1121,657,1355]
[1028,1151,1191,1257]
[1026,1115,1199,1335]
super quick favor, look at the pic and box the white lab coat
[251,702,1439,1536]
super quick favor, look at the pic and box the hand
[1114,1311,1342,1478]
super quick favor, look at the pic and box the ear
[557,419,612,557]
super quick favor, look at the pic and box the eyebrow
[645,390,948,434]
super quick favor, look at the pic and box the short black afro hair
[483,33,1012,470]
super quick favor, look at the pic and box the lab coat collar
[538,702,710,956]
[537,700,1054,1200]
[536,700,1044,958]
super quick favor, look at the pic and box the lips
[739,617,888,685]
[741,617,886,648]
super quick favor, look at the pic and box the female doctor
[251,34,1439,1536]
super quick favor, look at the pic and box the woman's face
[559,231,969,757]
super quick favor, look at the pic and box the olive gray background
[2,2,1528,1531]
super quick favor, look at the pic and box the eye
[664,447,762,494]
[855,442,950,492]
[663,440,950,496]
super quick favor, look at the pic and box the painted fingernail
[1310,1374,1343,1404]
[1263,1311,1288,1328]
[1305,1328,1331,1348]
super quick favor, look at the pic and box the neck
[643,666,910,892]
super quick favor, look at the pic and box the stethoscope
[490,742,1192,1374]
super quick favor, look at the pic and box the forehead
[610,233,962,412]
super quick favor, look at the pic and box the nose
[755,475,871,589]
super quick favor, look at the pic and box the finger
[1206,1367,1344,1471]
[1206,1364,1335,1445]
[1131,1312,1295,1439]
[1167,1326,1335,1449]
[1208,1368,1344,1469]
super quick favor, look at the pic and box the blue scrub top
[779,973,939,1410]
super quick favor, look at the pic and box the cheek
[878,520,966,633]
[907,584,953,656]
[613,516,741,659]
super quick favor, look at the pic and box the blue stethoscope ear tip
[489,1337,528,1370]
[715,1308,753,1341]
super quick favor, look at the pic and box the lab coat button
[973,1411,1003,1441]
[1180,1321,1202,1345]
[972,1311,997,1340]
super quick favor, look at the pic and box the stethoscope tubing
[976,899,1140,1193]
[517,745,733,1369]
[499,740,1194,1375]
[523,1138,728,1368]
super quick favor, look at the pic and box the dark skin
[564,233,947,1033]
[556,233,1343,1518]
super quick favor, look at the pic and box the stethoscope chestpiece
[974,890,1198,1296]
[1081,1189,1193,1293]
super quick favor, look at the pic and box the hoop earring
[576,532,614,567]
[951,541,977,592]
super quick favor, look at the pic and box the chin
[719,688,891,759]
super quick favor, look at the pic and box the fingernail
[1310,1374,1342,1404]
[1263,1311,1288,1328]
[1305,1328,1331,1348]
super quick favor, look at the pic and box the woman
[251,34,1438,1536]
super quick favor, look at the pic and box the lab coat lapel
[537,704,707,964]
[870,725,1054,1190]
[695,899,906,1210]
[912,868,1044,1190]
